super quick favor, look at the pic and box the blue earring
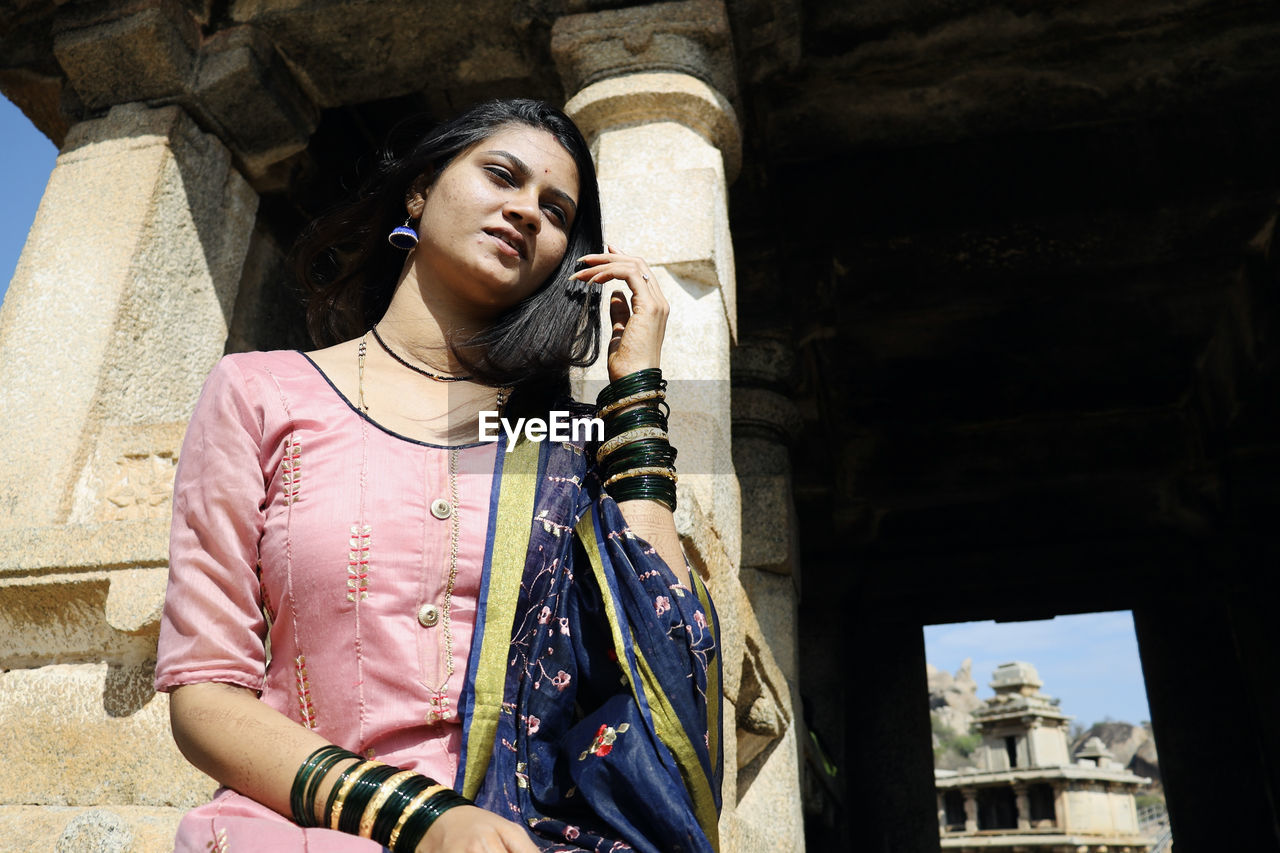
[388,218,418,250]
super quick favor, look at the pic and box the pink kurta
[155,350,499,851]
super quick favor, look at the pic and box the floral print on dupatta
[468,434,722,853]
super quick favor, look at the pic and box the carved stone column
[554,1,742,567]
[0,101,256,843]
[963,787,979,832]
[553,3,799,851]
[1014,783,1031,830]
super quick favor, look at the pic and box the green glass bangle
[602,407,667,438]
[291,745,352,826]
[371,773,434,845]
[394,789,473,853]
[322,758,364,830]
[597,370,663,407]
[340,763,403,835]
[602,444,678,479]
[302,749,358,827]
[597,369,665,408]
[608,474,677,504]
[602,436,672,460]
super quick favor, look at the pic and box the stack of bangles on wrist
[291,745,472,852]
[597,368,677,512]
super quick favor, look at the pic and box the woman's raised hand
[570,245,668,382]
[418,804,540,852]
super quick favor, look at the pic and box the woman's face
[408,124,581,316]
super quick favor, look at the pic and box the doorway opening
[924,611,1170,849]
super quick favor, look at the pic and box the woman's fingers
[608,290,630,359]
[574,245,667,379]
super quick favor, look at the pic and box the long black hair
[292,98,605,415]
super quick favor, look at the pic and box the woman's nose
[505,193,541,233]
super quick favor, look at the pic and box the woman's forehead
[472,126,579,184]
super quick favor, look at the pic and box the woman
[154,98,721,853]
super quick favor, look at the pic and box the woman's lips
[484,229,524,259]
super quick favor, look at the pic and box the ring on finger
[641,273,650,281]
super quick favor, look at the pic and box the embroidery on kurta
[210,826,230,853]
[347,524,372,601]
[281,438,302,503]
[295,654,317,729]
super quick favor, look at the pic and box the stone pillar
[963,788,978,833]
[1025,718,1040,767]
[936,793,947,834]
[0,101,256,843]
[554,3,742,566]
[733,335,802,678]
[553,4,800,851]
[1014,783,1031,830]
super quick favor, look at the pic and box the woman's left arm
[570,246,691,587]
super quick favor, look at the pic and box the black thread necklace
[370,324,472,382]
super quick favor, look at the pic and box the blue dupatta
[454,429,722,852]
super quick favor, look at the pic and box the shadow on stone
[103,659,155,717]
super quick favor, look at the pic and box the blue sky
[1,96,58,305]
[924,610,1151,728]
[0,96,1153,730]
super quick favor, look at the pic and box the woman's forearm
[169,682,538,852]
[616,499,692,589]
[169,682,346,820]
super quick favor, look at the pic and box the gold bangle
[329,760,384,831]
[387,783,450,849]
[597,426,668,461]
[597,389,665,419]
[603,466,678,488]
[358,769,417,838]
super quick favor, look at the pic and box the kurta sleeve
[154,356,269,693]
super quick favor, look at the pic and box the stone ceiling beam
[52,0,200,111]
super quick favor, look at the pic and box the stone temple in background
[936,663,1153,853]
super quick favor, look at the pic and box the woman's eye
[485,166,515,185]
[544,204,567,226]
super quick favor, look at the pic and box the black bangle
[322,758,364,829]
[607,476,677,511]
[303,749,358,827]
[339,763,402,835]
[393,789,472,853]
[597,369,665,408]
[602,406,667,438]
[291,745,354,826]
[602,443,678,479]
[371,773,435,845]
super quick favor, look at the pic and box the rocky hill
[1070,721,1162,790]
[927,659,983,770]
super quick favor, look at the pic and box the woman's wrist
[289,747,474,852]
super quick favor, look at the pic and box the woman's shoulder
[217,348,310,377]
[196,350,318,414]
